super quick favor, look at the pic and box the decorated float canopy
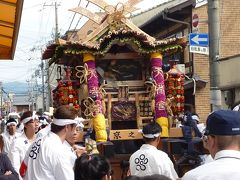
[42,0,187,142]
[42,29,186,64]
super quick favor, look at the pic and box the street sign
[192,14,199,28]
[189,33,209,47]
[190,45,209,55]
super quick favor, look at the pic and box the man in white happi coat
[63,117,86,166]
[9,111,38,175]
[0,118,20,156]
[20,105,79,180]
[129,122,178,179]
[182,110,240,180]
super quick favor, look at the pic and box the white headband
[75,117,85,128]
[7,122,17,126]
[52,118,78,126]
[22,115,39,124]
[143,133,161,138]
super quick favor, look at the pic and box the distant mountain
[2,81,28,94]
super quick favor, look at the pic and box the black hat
[205,110,240,136]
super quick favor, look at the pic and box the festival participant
[63,118,86,166]
[0,118,20,156]
[9,111,38,174]
[129,122,178,179]
[20,105,79,180]
[74,153,112,180]
[182,110,240,180]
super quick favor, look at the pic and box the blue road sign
[189,33,209,47]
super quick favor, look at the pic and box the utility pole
[44,2,60,42]
[41,61,46,112]
[208,0,221,110]
[55,2,59,42]
[43,2,60,112]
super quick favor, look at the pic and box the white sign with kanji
[190,45,209,55]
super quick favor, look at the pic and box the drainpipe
[162,11,191,34]
[162,10,193,71]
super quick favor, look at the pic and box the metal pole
[208,0,221,109]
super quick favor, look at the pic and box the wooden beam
[69,7,102,24]
[0,34,12,39]
[97,52,143,60]
[109,128,186,140]
[0,0,16,7]
[0,20,14,28]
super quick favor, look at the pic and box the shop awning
[0,0,24,60]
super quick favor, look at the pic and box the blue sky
[0,0,168,83]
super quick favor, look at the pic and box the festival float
[42,0,198,177]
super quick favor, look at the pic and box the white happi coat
[9,132,32,173]
[36,124,51,138]
[1,131,20,156]
[63,140,77,167]
[23,132,74,180]
[129,144,178,180]
[182,150,240,180]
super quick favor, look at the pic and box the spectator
[182,110,240,180]
[20,105,79,180]
[74,153,112,180]
[129,122,178,179]
[9,111,38,174]
[0,152,19,180]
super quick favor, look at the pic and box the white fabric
[192,115,200,122]
[9,132,33,174]
[8,112,20,119]
[199,154,214,164]
[52,118,78,126]
[143,133,160,138]
[182,150,240,180]
[63,140,77,167]
[75,117,85,128]
[17,123,24,133]
[6,121,17,126]
[23,132,74,180]
[1,131,20,156]
[22,114,39,124]
[36,124,51,139]
[233,104,240,111]
[129,144,178,179]
[138,129,161,138]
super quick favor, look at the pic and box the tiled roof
[131,0,193,28]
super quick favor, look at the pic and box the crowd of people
[0,106,239,180]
